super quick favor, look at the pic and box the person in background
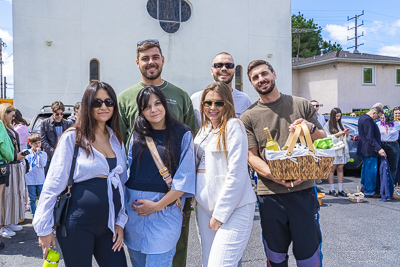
[394,106,400,186]
[25,133,47,218]
[323,108,350,197]
[376,109,400,183]
[124,85,195,267]
[118,39,197,267]
[311,100,326,127]
[67,101,81,125]
[0,104,26,237]
[191,52,252,128]
[12,109,29,151]
[0,120,15,249]
[241,60,326,266]
[350,112,357,118]
[194,81,256,266]
[34,81,128,266]
[40,101,73,174]
[358,106,386,197]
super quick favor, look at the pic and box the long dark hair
[74,81,122,156]
[133,85,182,172]
[328,107,344,134]
[12,109,29,126]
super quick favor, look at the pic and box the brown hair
[328,107,344,134]
[28,133,41,143]
[51,101,65,112]
[247,60,275,81]
[74,81,122,156]
[136,42,163,59]
[0,103,16,129]
[200,81,237,158]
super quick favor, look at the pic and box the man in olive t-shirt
[240,60,326,266]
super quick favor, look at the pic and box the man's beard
[255,79,275,95]
[213,73,233,85]
[141,65,163,80]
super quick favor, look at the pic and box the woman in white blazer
[194,81,256,267]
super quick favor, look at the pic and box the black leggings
[57,178,127,267]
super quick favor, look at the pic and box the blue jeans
[128,247,176,267]
[361,157,378,195]
[27,184,43,216]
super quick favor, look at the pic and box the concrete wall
[13,0,292,119]
[293,61,400,114]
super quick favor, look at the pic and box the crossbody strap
[145,136,173,189]
[66,145,79,194]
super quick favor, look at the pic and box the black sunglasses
[137,39,159,47]
[202,101,225,108]
[312,104,320,108]
[212,63,235,69]
[92,98,115,108]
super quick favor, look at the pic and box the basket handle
[285,123,316,156]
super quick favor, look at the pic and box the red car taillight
[352,135,359,141]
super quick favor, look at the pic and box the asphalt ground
[1,173,399,266]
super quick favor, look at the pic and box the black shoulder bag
[53,145,79,237]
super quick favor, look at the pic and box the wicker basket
[393,185,400,200]
[265,123,335,180]
[348,192,364,203]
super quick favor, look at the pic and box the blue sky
[1,0,400,97]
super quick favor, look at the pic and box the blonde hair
[200,81,237,158]
[0,103,16,129]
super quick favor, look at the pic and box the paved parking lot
[1,174,399,266]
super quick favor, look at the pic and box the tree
[292,13,342,58]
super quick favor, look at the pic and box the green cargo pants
[172,198,192,267]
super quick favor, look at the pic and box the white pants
[196,203,255,267]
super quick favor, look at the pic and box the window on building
[90,59,100,81]
[362,66,375,85]
[396,68,400,85]
[235,65,243,91]
[147,0,191,33]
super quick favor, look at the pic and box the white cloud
[324,24,349,44]
[0,29,13,45]
[378,44,400,57]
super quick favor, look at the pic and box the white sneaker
[6,224,23,232]
[0,227,16,237]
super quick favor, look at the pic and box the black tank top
[105,157,117,172]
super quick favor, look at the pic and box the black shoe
[338,190,347,197]
[328,190,338,197]
[0,241,4,250]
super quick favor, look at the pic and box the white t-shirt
[191,88,252,129]
[376,120,400,142]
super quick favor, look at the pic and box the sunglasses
[53,112,64,117]
[92,98,115,108]
[202,101,225,108]
[312,104,320,108]
[137,39,159,47]
[212,63,235,69]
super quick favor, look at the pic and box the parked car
[324,116,362,170]
[29,105,74,134]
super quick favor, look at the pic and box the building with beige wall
[292,51,400,114]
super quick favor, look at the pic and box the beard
[140,64,163,80]
[213,72,234,85]
[255,79,275,95]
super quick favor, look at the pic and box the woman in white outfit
[194,81,256,267]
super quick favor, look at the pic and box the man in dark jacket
[358,106,386,197]
[40,101,72,174]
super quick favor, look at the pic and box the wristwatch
[310,124,317,134]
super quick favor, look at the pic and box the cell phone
[21,150,30,156]
[344,128,350,132]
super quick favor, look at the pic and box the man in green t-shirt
[117,39,196,267]
[241,60,326,266]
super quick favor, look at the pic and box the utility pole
[292,28,316,58]
[0,38,6,99]
[3,77,6,99]
[347,11,364,54]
